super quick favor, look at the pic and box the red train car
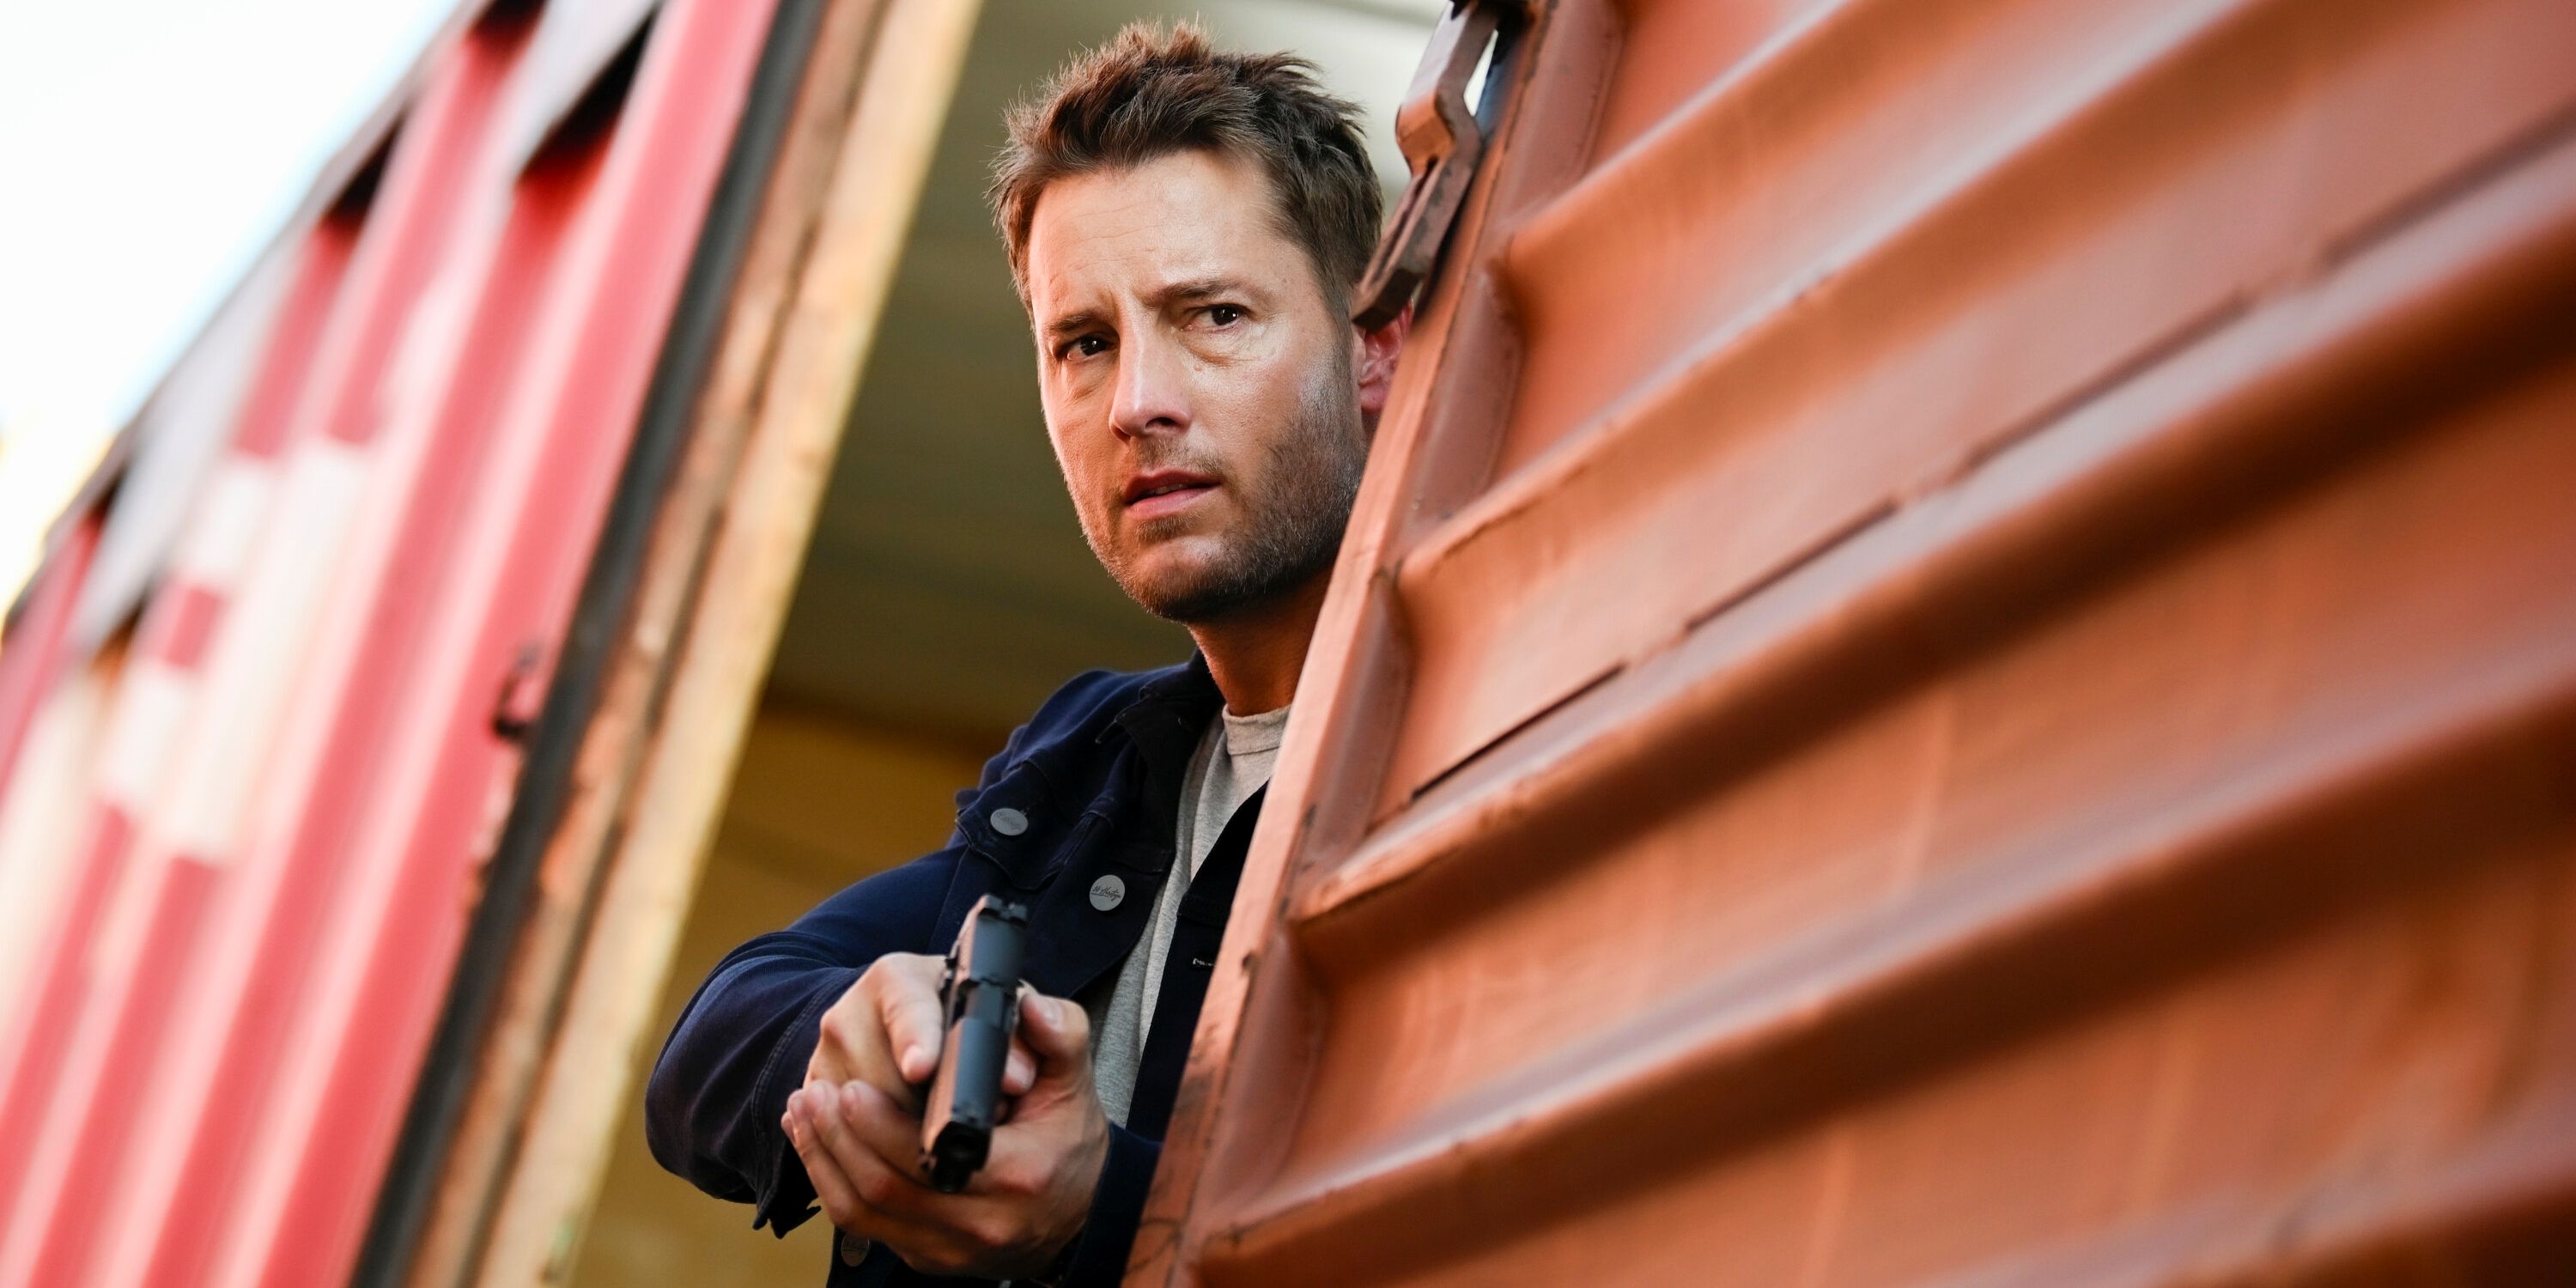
[0,0,841,1283]
[6,0,2573,1285]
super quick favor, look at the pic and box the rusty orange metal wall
[1138,0,2576,1285]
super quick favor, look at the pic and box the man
[644,22,1408,1285]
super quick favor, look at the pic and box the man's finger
[792,1133,954,1266]
[787,1089,867,1229]
[811,1083,1028,1273]
[877,972,949,1087]
[823,1012,917,1115]
[837,1078,938,1182]
[1018,991,1091,1072]
[810,1082,922,1213]
[835,1075,1053,1224]
[1003,1036,1036,1097]
[803,1084,964,1240]
[815,957,945,1113]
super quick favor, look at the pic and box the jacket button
[989,806,1028,836]
[1089,874,1125,911]
[840,1231,869,1266]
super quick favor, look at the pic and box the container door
[1138,0,2576,1284]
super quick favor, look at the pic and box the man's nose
[1109,331,1190,439]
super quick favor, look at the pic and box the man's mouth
[1122,471,1219,519]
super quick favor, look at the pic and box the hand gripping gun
[920,895,1030,1193]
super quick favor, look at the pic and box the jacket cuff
[750,969,860,1236]
[1046,1122,1161,1286]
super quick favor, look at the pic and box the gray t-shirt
[1091,702,1289,1125]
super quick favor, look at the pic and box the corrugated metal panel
[0,513,107,1006]
[0,0,789,1283]
[0,635,120,1018]
[48,0,457,659]
[57,245,297,657]
[0,16,533,1279]
[197,3,785,1285]
[0,512,100,799]
[0,208,366,1278]
[500,0,664,167]
[1139,1,2576,1285]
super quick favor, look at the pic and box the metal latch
[1352,0,1518,330]
[489,642,550,743]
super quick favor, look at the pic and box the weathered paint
[0,1,790,1285]
[0,628,118,1016]
[0,211,362,1264]
[1139,1,2576,1285]
[204,3,782,1285]
[83,19,547,1286]
[0,21,526,1282]
[0,512,99,796]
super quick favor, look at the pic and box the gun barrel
[920,896,1028,1192]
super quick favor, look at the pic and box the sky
[0,0,454,613]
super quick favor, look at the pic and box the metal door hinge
[1352,0,1524,330]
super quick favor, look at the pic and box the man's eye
[1061,334,1110,359]
[1206,304,1245,327]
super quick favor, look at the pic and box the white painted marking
[175,458,277,590]
[95,661,195,810]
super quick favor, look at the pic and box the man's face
[1024,149,1370,624]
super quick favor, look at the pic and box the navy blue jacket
[644,652,1255,1286]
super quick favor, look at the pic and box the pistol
[920,895,1029,1193]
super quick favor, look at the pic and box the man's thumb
[1020,989,1090,1065]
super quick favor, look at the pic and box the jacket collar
[1106,647,1225,791]
[1008,650,1227,1001]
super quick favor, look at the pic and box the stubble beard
[1084,346,1367,625]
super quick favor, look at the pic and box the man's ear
[1354,303,1413,423]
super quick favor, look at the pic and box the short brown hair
[989,21,1382,313]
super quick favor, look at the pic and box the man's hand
[807,952,1035,1112]
[789,984,1110,1279]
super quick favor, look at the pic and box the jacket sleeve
[643,730,1025,1236]
[641,855,943,1234]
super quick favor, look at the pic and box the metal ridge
[1211,639,2576,1280]
[1301,107,2576,956]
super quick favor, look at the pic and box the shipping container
[0,3,1424,1286]
[0,0,883,1284]
[1139,0,2576,1285]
